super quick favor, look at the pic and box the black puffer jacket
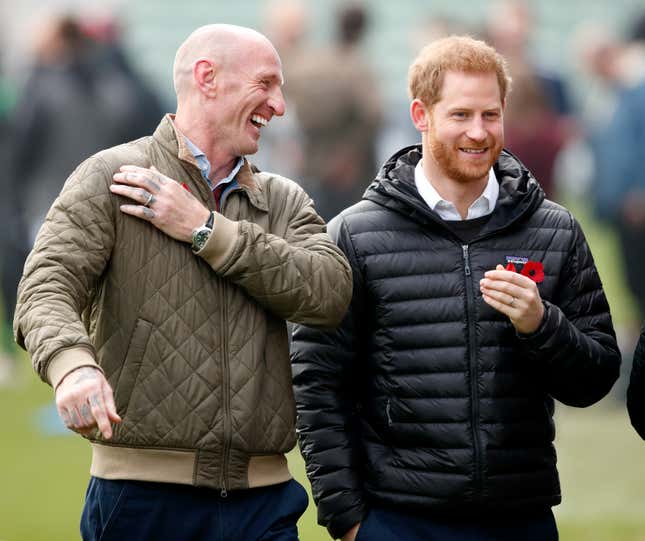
[291,146,620,539]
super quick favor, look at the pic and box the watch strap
[204,211,215,229]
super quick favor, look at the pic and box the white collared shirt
[414,160,499,221]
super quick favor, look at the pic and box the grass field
[1,204,644,540]
[1,357,644,541]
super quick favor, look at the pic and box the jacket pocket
[113,319,153,416]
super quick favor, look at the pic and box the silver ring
[144,192,154,207]
[510,296,516,307]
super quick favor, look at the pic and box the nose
[268,86,286,117]
[465,117,487,142]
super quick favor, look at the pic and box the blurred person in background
[79,11,166,144]
[287,1,383,221]
[0,47,20,383]
[14,23,351,541]
[11,13,165,244]
[627,323,645,439]
[486,0,574,201]
[292,35,620,541]
[254,0,308,180]
[590,12,645,322]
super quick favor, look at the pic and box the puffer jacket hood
[365,145,544,234]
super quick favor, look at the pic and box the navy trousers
[80,477,309,541]
[354,506,559,541]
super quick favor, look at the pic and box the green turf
[2,358,644,541]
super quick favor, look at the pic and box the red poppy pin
[504,257,544,283]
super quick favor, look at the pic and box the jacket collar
[365,145,545,237]
[152,114,268,212]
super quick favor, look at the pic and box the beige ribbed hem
[197,213,240,271]
[47,347,100,390]
[247,454,292,488]
[90,443,292,489]
[90,443,196,484]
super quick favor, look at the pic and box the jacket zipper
[386,399,393,426]
[219,202,231,499]
[462,244,483,497]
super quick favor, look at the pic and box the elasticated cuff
[196,212,240,272]
[47,347,101,390]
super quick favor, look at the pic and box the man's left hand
[110,165,211,242]
[480,264,544,334]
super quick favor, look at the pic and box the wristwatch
[191,211,215,252]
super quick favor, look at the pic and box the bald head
[173,24,278,99]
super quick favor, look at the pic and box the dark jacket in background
[291,146,621,538]
[628,324,645,439]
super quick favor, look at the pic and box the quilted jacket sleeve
[627,325,645,440]
[291,216,367,539]
[197,182,351,328]
[14,156,115,385]
[516,216,621,407]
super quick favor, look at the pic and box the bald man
[14,24,351,541]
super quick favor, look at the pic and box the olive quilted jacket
[15,115,352,492]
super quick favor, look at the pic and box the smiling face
[413,70,505,186]
[211,37,285,159]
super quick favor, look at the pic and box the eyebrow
[258,70,282,82]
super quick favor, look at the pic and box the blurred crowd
[2,0,645,387]
[0,12,167,380]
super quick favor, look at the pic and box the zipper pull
[220,488,228,498]
[386,399,393,426]
[462,245,471,276]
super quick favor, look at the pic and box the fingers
[480,276,523,299]
[60,396,119,439]
[480,285,517,308]
[102,379,122,424]
[109,184,156,207]
[55,366,121,439]
[484,267,534,288]
[116,165,170,186]
[88,392,112,439]
[113,165,167,193]
[481,292,513,318]
[481,266,545,334]
[119,204,156,221]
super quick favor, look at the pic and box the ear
[410,98,430,133]
[194,58,217,98]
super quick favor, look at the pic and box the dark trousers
[80,477,308,541]
[355,506,559,541]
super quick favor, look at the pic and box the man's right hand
[341,523,361,541]
[55,366,122,439]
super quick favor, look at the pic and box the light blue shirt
[183,136,243,208]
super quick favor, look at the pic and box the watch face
[192,227,211,251]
